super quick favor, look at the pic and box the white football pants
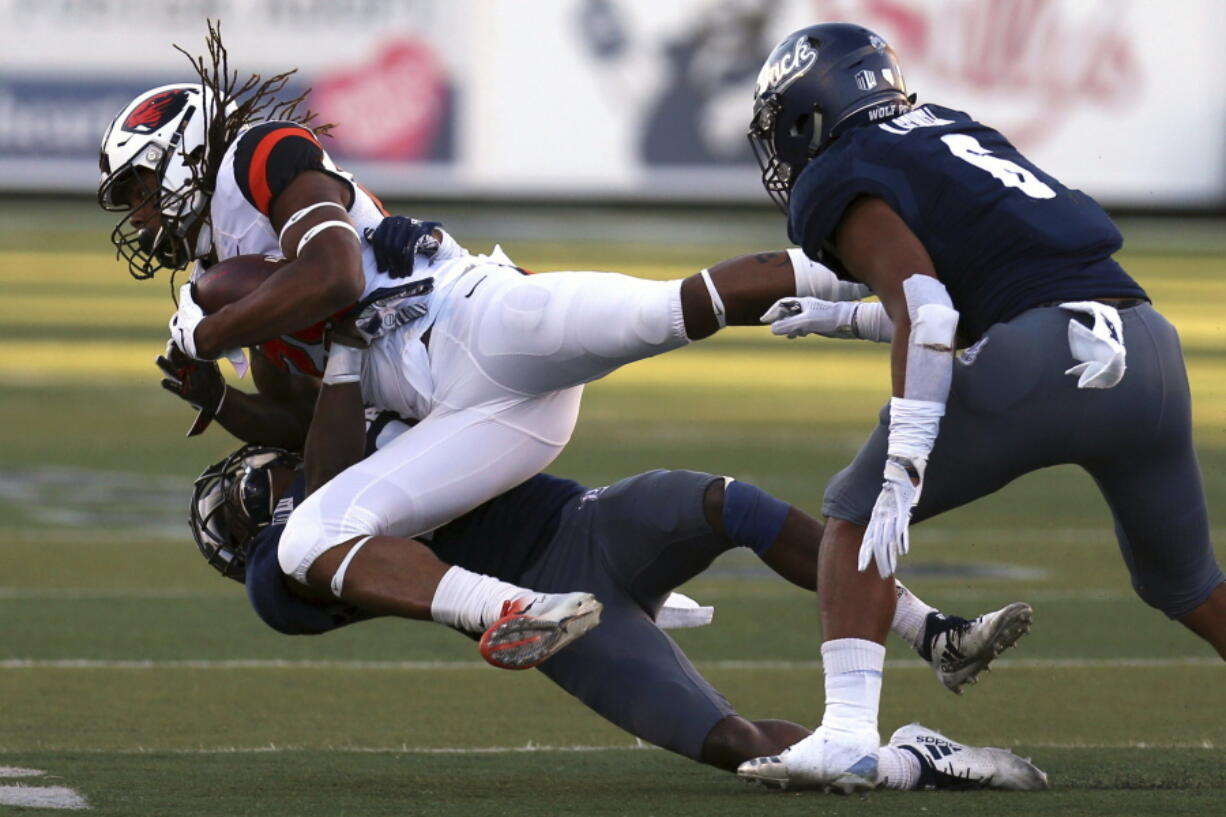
[279,265,689,581]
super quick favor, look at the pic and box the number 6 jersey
[787,104,1147,341]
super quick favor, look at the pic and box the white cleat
[478,592,602,670]
[889,723,1049,791]
[921,602,1033,693]
[737,726,879,794]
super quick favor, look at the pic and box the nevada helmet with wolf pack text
[189,445,302,582]
[99,83,235,279]
[748,22,911,211]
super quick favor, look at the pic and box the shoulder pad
[232,121,327,216]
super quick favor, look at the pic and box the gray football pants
[521,469,738,761]
[824,303,1225,618]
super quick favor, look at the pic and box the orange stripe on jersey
[247,127,323,215]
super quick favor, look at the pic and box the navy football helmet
[189,445,302,582]
[748,22,912,210]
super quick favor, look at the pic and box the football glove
[365,216,443,278]
[760,297,861,339]
[169,282,209,360]
[156,339,226,431]
[859,455,925,579]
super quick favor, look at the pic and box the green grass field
[1,208,1224,815]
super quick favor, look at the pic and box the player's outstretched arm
[156,343,316,446]
[679,249,868,339]
[191,172,365,359]
[214,353,317,448]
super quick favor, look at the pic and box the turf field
[0,203,1224,815]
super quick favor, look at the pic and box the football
[192,254,286,314]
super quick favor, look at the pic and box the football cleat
[920,602,1033,693]
[737,726,879,794]
[889,723,1049,791]
[478,592,602,670]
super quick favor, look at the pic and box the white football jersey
[196,119,479,389]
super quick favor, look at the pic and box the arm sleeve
[232,121,350,216]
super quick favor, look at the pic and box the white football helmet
[98,83,234,278]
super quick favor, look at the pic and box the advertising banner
[0,0,1222,207]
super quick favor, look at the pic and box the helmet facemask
[189,445,302,583]
[748,91,823,214]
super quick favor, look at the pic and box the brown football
[191,254,287,314]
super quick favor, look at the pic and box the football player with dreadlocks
[97,23,885,617]
[184,331,1045,789]
[735,23,1226,793]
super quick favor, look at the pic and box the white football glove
[168,283,209,360]
[859,455,925,578]
[760,297,860,339]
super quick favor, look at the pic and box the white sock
[820,638,885,738]
[876,746,921,789]
[891,580,938,651]
[429,566,536,634]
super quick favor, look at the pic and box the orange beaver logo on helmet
[122,89,190,134]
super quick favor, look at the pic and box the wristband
[322,344,364,385]
[853,302,894,343]
[886,396,945,463]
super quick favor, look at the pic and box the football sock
[819,638,885,737]
[722,478,790,555]
[429,566,535,634]
[891,580,938,651]
[876,745,921,790]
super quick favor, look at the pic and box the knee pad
[278,497,381,584]
[723,479,791,555]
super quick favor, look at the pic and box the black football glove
[365,216,443,279]
[156,340,225,414]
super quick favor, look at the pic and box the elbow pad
[901,275,958,405]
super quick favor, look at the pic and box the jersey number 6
[941,134,1056,200]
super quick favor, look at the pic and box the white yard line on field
[0,657,1219,671]
[0,785,88,810]
[0,740,1216,757]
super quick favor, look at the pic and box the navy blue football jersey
[788,105,1147,340]
[245,473,373,635]
[244,472,585,636]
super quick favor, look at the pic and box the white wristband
[322,343,364,385]
[886,396,945,463]
[698,268,726,328]
[853,302,894,343]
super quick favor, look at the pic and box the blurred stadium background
[0,1,1223,815]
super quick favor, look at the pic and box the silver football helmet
[98,83,234,279]
[189,445,302,582]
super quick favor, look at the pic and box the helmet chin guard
[748,22,911,212]
[98,83,234,279]
[189,445,302,583]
